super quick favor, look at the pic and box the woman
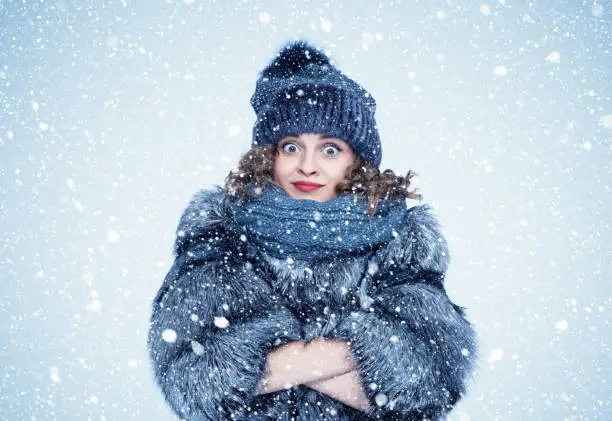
[147,41,478,420]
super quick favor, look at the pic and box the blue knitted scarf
[230,184,407,261]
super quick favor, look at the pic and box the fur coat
[147,187,478,420]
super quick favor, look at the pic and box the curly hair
[224,144,422,215]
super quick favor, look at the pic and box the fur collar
[174,186,449,277]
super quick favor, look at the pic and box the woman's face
[273,133,356,202]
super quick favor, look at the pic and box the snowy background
[1,0,611,420]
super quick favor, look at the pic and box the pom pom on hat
[261,41,331,79]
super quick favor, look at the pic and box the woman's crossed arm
[256,338,371,412]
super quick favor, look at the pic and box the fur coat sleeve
[147,189,303,420]
[333,204,478,420]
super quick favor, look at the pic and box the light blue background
[1,0,610,419]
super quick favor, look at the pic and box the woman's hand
[256,338,356,395]
[305,369,372,413]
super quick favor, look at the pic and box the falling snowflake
[436,10,448,20]
[191,340,204,355]
[50,366,61,383]
[599,115,612,129]
[214,316,229,329]
[488,348,504,362]
[362,32,374,50]
[107,229,120,242]
[228,124,241,137]
[494,65,508,76]
[86,299,101,312]
[162,329,177,343]
[592,2,604,17]
[259,12,271,24]
[367,262,379,275]
[320,18,332,32]
[375,392,388,406]
[545,51,561,64]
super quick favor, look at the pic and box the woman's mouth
[292,181,324,192]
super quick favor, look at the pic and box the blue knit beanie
[250,41,382,167]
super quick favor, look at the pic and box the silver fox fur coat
[147,187,478,420]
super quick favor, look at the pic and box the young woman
[147,41,478,420]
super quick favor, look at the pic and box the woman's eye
[281,143,299,153]
[323,145,340,156]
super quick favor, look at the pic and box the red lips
[292,181,324,192]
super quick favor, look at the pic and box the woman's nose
[298,152,318,176]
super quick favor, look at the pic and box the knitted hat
[250,41,382,167]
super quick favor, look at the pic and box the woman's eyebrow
[318,135,345,143]
[280,136,343,146]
